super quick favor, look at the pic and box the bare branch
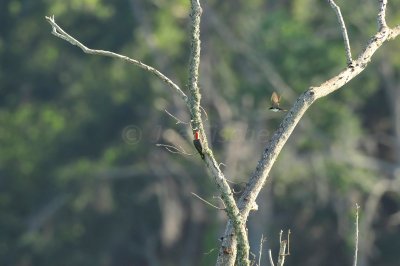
[187,0,203,132]
[219,2,400,259]
[187,1,250,265]
[277,230,290,266]
[200,105,209,121]
[191,192,225,210]
[213,196,227,209]
[258,234,266,266]
[204,248,217,255]
[277,241,287,266]
[268,249,275,266]
[378,0,388,30]
[239,1,398,221]
[287,230,291,255]
[353,203,360,266]
[389,25,400,40]
[155,143,192,156]
[44,15,188,103]
[46,14,244,263]
[164,109,188,125]
[327,0,353,65]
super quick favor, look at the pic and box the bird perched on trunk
[193,129,205,159]
[269,91,287,112]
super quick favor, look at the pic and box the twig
[200,105,209,121]
[218,162,227,168]
[191,192,225,210]
[164,109,188,125]
[270,230,290,266]
[44,15,188,103]
[204,248,216,255]
[268,249,275,266]
[353,203,360,266]
[258,234,266,266]
[250,252,257,266]
[155,143,192,156]
[212,196,227,209]
[287,230,291,255]
[327,0,353,65]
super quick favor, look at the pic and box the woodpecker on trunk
[193,130,205,159]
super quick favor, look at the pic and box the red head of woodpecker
[193,129,205,159]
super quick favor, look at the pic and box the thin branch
[200,105,209,121]
[204,248,217,255]
[287,230,291,255]
[327,0,353,65]
[277,230,290,266]
[277,240,287,266]
[258,234,266,266]
[250,252,257,266]
[44,15,188,103]
[191,192,225,210]
[268,250,275,266]
[353,203,360,266]
[164,109,188,125]
[155,143,192,156]
[219,162,227,168]
[213,196,227,209]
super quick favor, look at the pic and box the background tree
[1,0,400,265]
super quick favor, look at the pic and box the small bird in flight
[269,91,287,112]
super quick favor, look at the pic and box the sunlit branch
[268,249,275,266]
[378,0,388,30]
[327,0,353,65]
[45,15,188,103]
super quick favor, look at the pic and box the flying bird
[269,91,287,112]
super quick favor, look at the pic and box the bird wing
[271,91,280,106]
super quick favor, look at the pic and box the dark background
[1,0,400,265]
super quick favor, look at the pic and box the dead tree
[46,0,400,265]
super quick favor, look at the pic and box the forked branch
[216,1,400,264]
[46,1,249,265]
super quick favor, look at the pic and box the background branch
[353,204,360,266]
